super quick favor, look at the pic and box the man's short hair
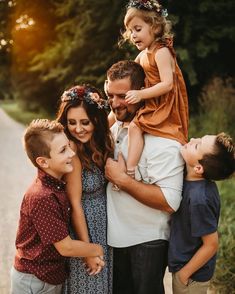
[107,60,145,90]
[199,132,235,181]
[24,119,64,167]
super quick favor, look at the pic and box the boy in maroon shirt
[11,119,104,294]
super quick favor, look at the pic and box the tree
[0,0,14,99]
[7,0,235,114]
[167,0,235,108]
[29,0,128,113]
[10,0,58,112]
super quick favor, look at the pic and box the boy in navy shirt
[168,133,235,294]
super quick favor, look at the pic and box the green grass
[0,101,53,125]
[217,178,235,202]
[211,178,235,293]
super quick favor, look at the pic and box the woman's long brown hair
[57,85,113,170]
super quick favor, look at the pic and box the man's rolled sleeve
[141,136,185,211]
[160,186,182,211]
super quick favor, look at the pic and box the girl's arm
[126,47,174,104]
[177,231,219,285]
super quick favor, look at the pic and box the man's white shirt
[107,122,185,247]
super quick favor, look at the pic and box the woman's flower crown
[61,86,109,110]
[127,0,168,17]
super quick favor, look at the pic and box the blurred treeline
[0,0,234,129]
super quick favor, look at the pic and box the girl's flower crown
[127,0,168,17]
[61,86,109,110]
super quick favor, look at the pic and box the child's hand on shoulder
[125,90,142,104]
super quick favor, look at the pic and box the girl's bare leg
[127,121,144,178]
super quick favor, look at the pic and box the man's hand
[83,256,105,276]
[125,90,142,104]
[105,153,127,186]
[105,152,174,212]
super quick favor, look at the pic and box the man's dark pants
[113,239,168,294]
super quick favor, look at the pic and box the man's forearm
[117,173,174,213]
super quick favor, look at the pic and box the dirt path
[0,108,172,293]
[0,108,35,293]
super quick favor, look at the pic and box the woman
[57,85,113,294]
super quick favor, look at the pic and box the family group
[10,1,235,294]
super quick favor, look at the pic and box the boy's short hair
[199,133,235,181]
[24,119,64,167]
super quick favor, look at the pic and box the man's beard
[114,108,136,122]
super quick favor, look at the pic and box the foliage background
[0,0,234,292]
[1,0,234,115]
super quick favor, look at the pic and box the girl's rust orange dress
[134,39,189,144]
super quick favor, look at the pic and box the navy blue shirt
[168,180,220,282]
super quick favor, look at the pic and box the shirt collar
[38,169,66,192]
[116,120,129,129]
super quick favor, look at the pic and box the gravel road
[0,108,35,293]
[0,108,172,293]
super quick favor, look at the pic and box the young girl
[111,0,189,178]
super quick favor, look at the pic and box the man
[105,60,185,294]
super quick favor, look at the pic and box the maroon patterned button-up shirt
[14,169,71,285]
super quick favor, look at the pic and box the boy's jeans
[173,271,210,294]
[11,267,62,294]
